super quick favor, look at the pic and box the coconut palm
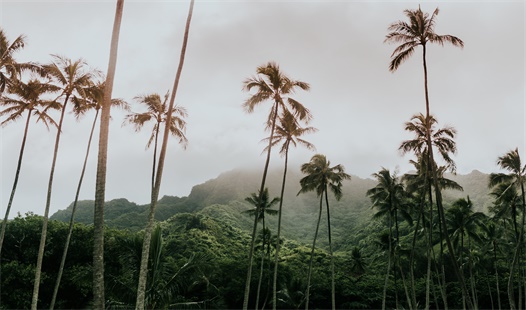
[298,154,350,310]
[386,7,468,307]
[0,78,59,256]
[400,115,462,309]
[446,197,486,309]
[135,1,194,308]
[367,168,412,310]
[488,148,526,310]
[262,110,317,310]
[92,1,124,308]
[0,29,45,94]
[242,61,311,310]
[50,81,128,310]
[124,91,187,192]
[244,188,279,310]
[31,55,95,310]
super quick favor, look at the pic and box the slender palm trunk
[273,144,289,310]
[32,94,70,310]
[468,237,478,309]
[244,101,279,310]
[50,109,99,310]
[426,176,434,310]
[151,124,159,192]
[255,216,266,310]
[422,44,472,309]
[409,191,425,310]
[93,1,124,308]
[507,183,526,310]
[0,109,32,256]
[324,189,336,310]
[494,241,502,310]
[436,207,448,309]
[305,194,323,310]
[382,211,393,310]
[135,1,193,309]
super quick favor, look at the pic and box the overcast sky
[1,0,524,218]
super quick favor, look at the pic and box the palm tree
[93,0,124,308]
[446,197,486,309]
[0,29,45,94]
[262,111,317,310]
[50,81,128,310]
[298,154,350,310]
[242,61,311,310]
[400,115,461,309]
[244,188,279,310]
[367,168,412,310]
[488,148,526,310]
[386,7,468,307]
[31,55,95,310]
[135,1,194,308]
[0,78,59,256]
[124,91,188,192]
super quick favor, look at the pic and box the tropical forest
[0,1,524,310]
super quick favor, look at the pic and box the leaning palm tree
[31,55,95,310]
[367,168,412,310]
[488,148,526,310]
[262,110,317,310]
[124,91,188,192]
[385,7,469,308]
[92,1,124,308]
[242,61,311,310]
[50,81,128,310]
[0,29,45,94]
[0,78,59,256]
[298,154,350,310]
[244,188,279,310]
[135,1,194,309]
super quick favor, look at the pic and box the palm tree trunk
[507,182,526,310]
[409,192,424,310]
[135,1,193,309]
[50,109,99,310]
[93,1,124,308]
[244,101,279,310]
[383,212,393,310]
[32,93,70,310]
[151,124,160,192]
[436,208,449,310]
[494,241,502,310]
[305,194,323,310]
[273,143,289,310]
[426,177,434,310]
[324,189,336,310]
[422,44,472,309]
[255,217,266,310]
[0,109,32,256]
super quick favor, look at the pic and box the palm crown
[298,154,351,199]
[385,6,464,72]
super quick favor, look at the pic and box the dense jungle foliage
[2,168,515,309]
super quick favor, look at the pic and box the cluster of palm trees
[0,0,194,308]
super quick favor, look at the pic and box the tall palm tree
[242,61,311,310]
[50,81,128,310]
[244,188,279,310]
[0,29,45,94]
[0,79,59,256]
[135,1,194,309]
[124,91,188,192]
[385,7,468,307]
[31,55,95,310]
[93,0,124,308]
[399,113,471,308]
[367,168,412,310]
[488,148,526,310]
[262,111,317,310]
[298,154,351,310]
